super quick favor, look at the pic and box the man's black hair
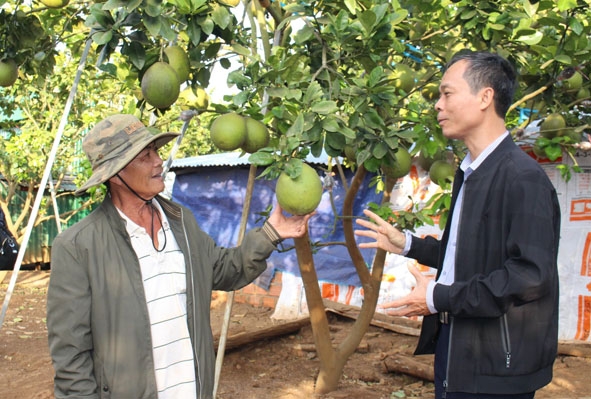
[447,50,517,119]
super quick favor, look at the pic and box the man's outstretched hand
[354,209,406,254]
[267,203,315,239]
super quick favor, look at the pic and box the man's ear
[479,87,494,110]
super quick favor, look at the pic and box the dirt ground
[1,271,591,399]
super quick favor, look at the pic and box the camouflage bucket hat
[75,114,179,195]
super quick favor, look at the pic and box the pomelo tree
[1,0,591,394]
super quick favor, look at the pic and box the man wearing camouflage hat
[47,114,314,399]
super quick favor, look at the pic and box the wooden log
[383,353,434,382]
[323,299,422,337]
[213,316,310,352]
[558,340,591,358]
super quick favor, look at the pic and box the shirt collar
[460,131,509,177]
[116,198,170,236]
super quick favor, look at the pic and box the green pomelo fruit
[429,160,455,186]
[391,64,416,93]
[417,150,446,171]
[40,0,69,8]
[241,117,270,153]
[164,45,190,82]
[276,163,323,215]
[381,148,412,180]
[532,143,548,159]
[576,87,590,101]
[210,113,246,151]
[562,71,583,92]
[421,82,439,101]
[409,21,426,41]
[141,62,180,109]
[559,128,583,143]
[539,113,566,139]
[0,59,18,87]
[178,86,209,110]
[218,0,240,6]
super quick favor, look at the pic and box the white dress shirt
[404,132,510,313]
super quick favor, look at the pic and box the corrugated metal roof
[171,150,335,170]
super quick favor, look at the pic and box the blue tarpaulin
[171,164,381,289]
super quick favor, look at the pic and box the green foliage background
[1,0,591,238]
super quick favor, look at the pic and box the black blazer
[408,135,560,394]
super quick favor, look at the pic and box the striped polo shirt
[117,200,197,398]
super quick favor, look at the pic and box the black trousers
[434,323,535,399]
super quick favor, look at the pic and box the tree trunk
[293,166,397,395]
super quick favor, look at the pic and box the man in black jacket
[355,51,560,398]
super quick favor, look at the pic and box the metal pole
[48,179,63,234]
[213,163,257,397]
[162,110,199,178]
[0,35,93,330]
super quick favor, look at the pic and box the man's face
[116,143,165,198]
[434,60,486,140]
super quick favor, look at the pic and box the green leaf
[514,30,543,46]
[344,0,357,15]
[92,30,113,45]
[372,141,388,159]
[325,130,346,150]
[167,0,192,14]
[249,151,275,166]
[461,9,477,20]
[545,144,562,161]
[144,0,163,17]
[88,5,115,28]
[569,17,584,36]
[159,19,177,42]
[523,0,539,18]
[340,126,356,140]
[555,54,572,65]
[322,116,340,132]
[142,14,161,37]
[227,70,251,88]
[557,0,577,11]
[362,109,384,130]
[267,87,290,98]
[311,101,338,115]
[102,0,135,10]
[187,18,203,45]
[293,25,315,45]
[211,4,233,30]
[359,10,377,35]
[232,43,251,57]
[185,0,200,12]
[200,17,215,35]
[232,91,249,106]
[389,9,408,27]
[220,57,231,69]
[284,158,303,179]
[123,41,146,70]
[487,23,505,31]
[303,81,324,104]
[286,113,305,137]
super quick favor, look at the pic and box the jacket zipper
[500,313,512,368]
[442,319,453,399]
[181,210,203,399]
[443,174,466,397]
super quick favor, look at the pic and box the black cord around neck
[116,174,167,252]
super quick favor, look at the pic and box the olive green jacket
[47,195,273,399]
